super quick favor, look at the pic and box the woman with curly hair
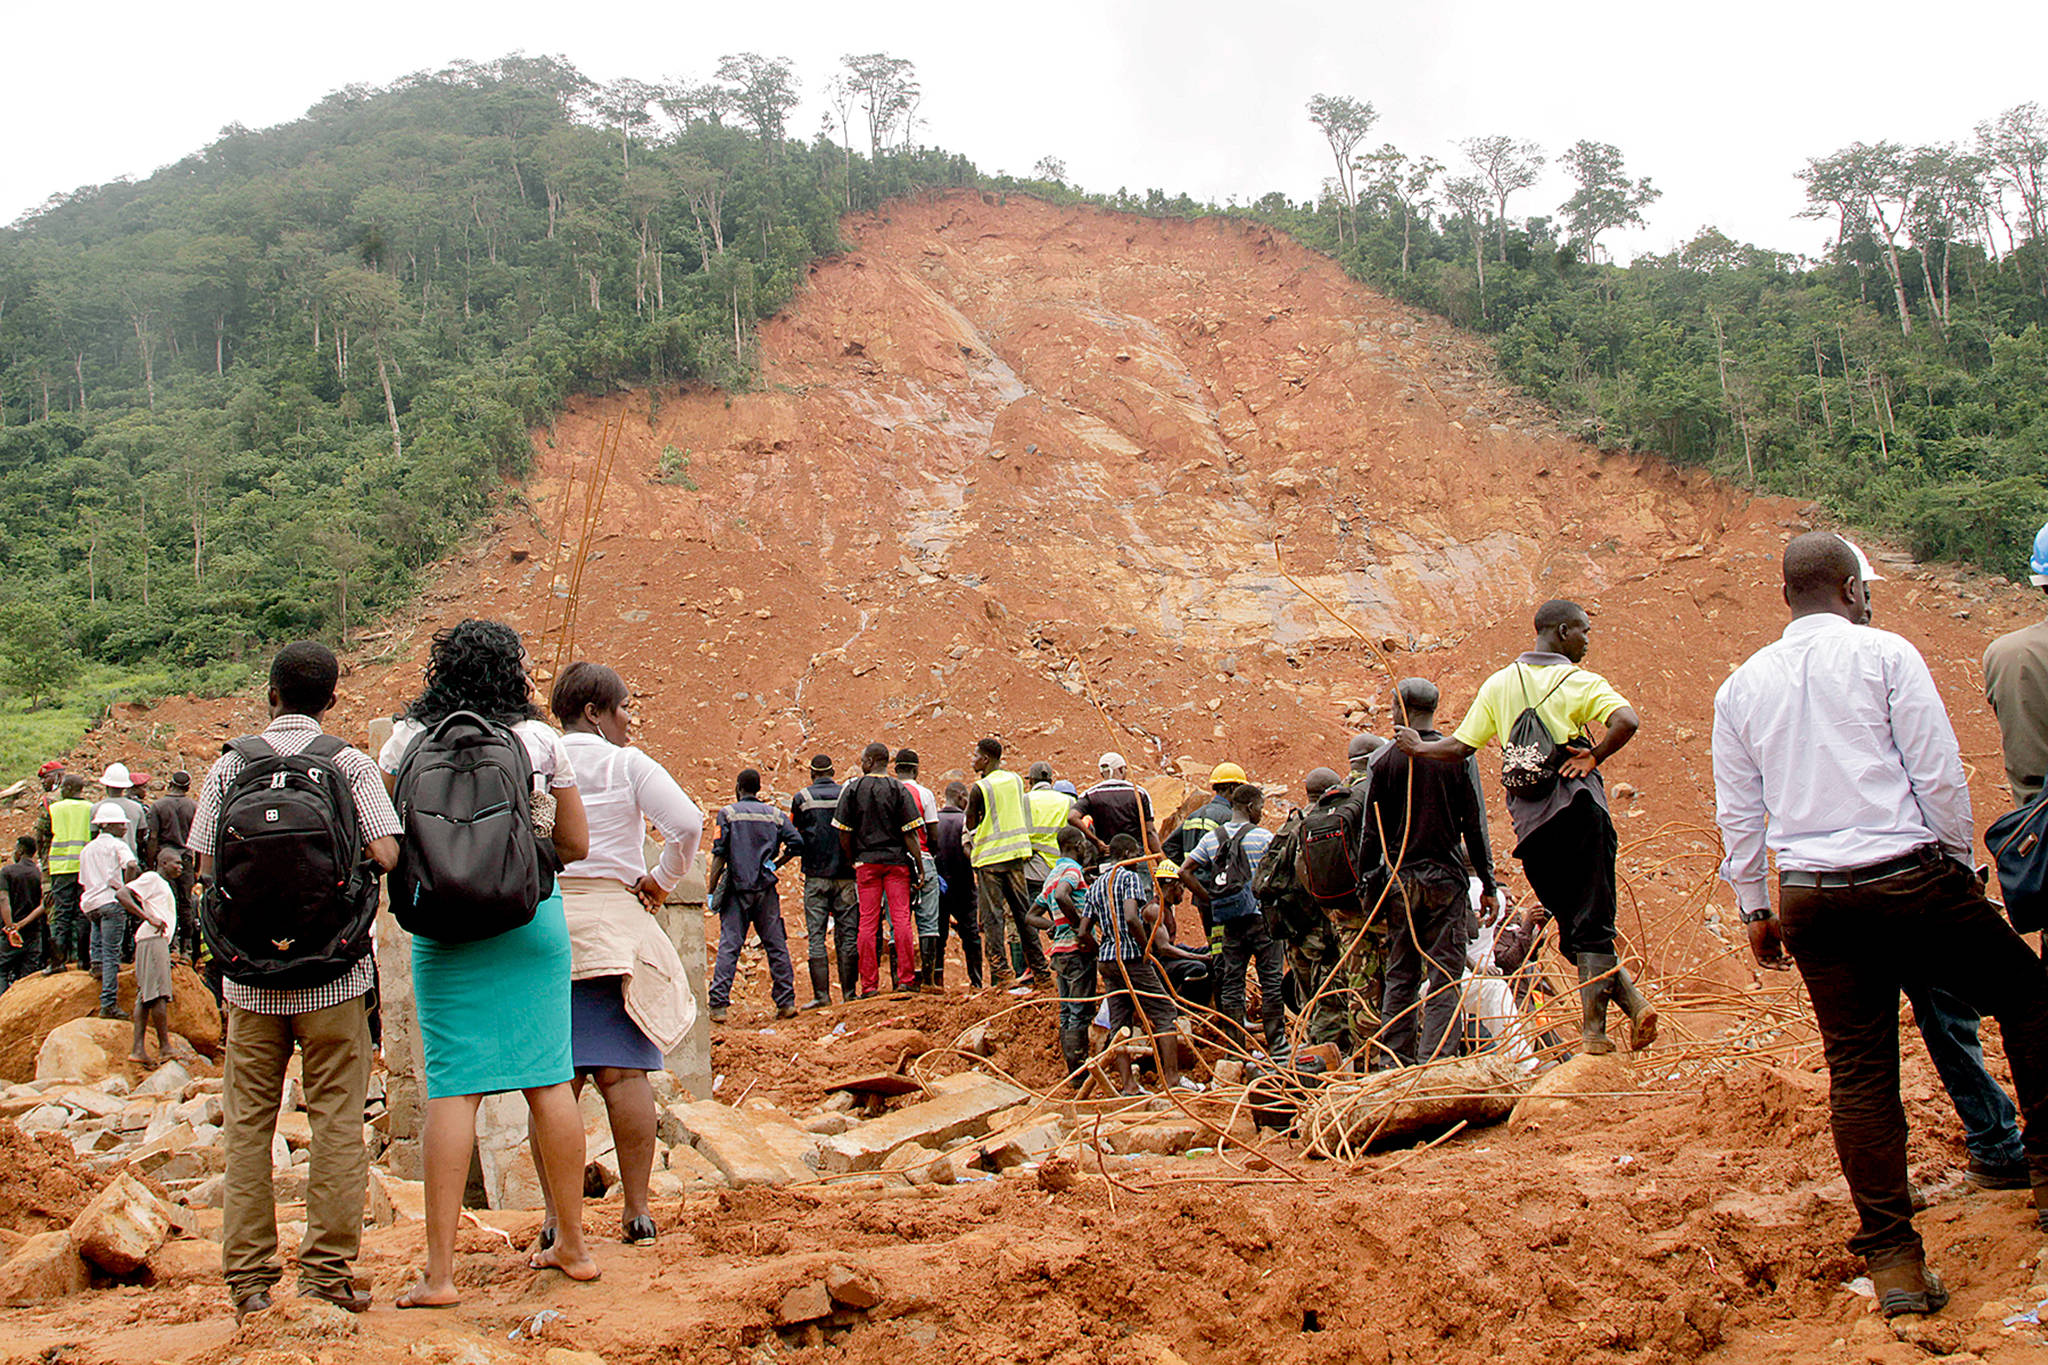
[531,661,700,1248]
[377,619,598,1306]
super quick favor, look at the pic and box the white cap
[100,762,132,788]
[91,801,129,827]
[1098,751,1127,774]
[1841,538,1885,583]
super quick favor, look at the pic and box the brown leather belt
[1778,847,1932,890]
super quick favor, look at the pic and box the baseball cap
[100,763,132,788]
[91,802,129,826]
[129,771,153,788]
[1840,538,1885,584]
[2032,521,2048,587]
[37,760,63,777]
[1098,751,1127,773]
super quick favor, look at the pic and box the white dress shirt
[1713,612,1974,912]
[558,732,703,891]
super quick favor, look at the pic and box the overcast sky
[5,1,2043,260]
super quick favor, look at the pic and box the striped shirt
[1084,865,1155,963]
[190,714,401,1016]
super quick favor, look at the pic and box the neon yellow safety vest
[970,769,1034,868]
[47,798,91,875]
[1027,787,1073,866]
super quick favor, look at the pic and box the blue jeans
[88,909,122,1011]
[1906,982,2025,1169]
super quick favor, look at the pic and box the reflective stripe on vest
[971,770,1033,867]
[47,799,91,875]
[1027,788,1072,861]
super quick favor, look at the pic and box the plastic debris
[508,1308,563,1341]
[2002,1299,2047,1327]
[1844,1276,1874,1299]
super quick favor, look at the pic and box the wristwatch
[1739,906,1776,925]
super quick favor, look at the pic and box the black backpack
[1295,799,1361,907]
[1196,823,1259,921]
[388,712,547,944]
[1499,664,1579,799]
[201,735,378,988]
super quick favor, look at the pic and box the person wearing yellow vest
[35,773,93,974]
[963,737,1036,991]
[1017,762,1074,983]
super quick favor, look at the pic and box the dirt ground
[5,191,2048,1362]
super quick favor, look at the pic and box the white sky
[4,1,2044,261]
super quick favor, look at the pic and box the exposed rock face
[3,965,221,1083]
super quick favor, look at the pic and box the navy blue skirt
[570,974,664,1072]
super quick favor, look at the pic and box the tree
[0,600,81,709]
[1359,145,1441,274]
[1032,155,1068,183]
[587,78,659,171]
[1459,135,1545,262]
[715,54,799,162]
[840,54,919,167]
[1975,102,2048,243]
[1800,142,1918,336]
[1307,94,1377,247]
[1558,140,1660,262]
[1441,174,1492,314]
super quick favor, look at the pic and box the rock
[816,1076,1030,1173]
[364,1169,396,1227]
[802,1112,855,1136]
[1509,1053,1635,1132]
[477,1145,546,1210]
[777,1280,833,1324]
[824,1263,883,1310]
[34,1019,140,1085]
[880,1142,939,1172]
[71,1172,172,1273]
[669,1101,811,1187]
[136,1060,193,1097]
[275,1111,315,1149]
[147,1237,222,1283]
[17,1102,70,1132]
[0,1231,91,1303]
[1104,1120,1203,1157]
[665,1142,728,1189]
[0,963,220,1082]
[49,1086,126,1119]
[184,1175,226,1209]
[1036,1156,1080,1193]
[543,1351,608,1365]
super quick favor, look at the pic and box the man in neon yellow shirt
[1394,598,1654,1056]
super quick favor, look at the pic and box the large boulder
[34,1018,139,1085]
[0,964,221,1082]
[71,1172,173,1273]
[1507,1052,1636,1133]
[0,1231,91,1304]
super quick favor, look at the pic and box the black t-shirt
[1078,780,1156,850]
[831,773,923,867]
[4,861,41,920]
[150,794,197,851]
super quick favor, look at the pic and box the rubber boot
[1576,953,1618,1056]
[1609,963,1659,1050]
[1060,1026,1089,1088]
[919,936,943,992]
[804,958,833,1010]
[928,936,946,988]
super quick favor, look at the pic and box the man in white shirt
[1713,531,2048,1319]
[79,804,140,1019]
[117,848,178,1064]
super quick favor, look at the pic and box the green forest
[0,55,2044,721]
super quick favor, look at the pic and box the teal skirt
[412,883,574,1099]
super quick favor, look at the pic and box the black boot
[1576,953,1618,1057]
[805,958,833,1009]
[1060,1026,1089,1087]
[920,935,943,991]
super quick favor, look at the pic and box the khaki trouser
[222,996,372,1299]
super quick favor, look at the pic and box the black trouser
[1779,851,2048,1268]
[1379,874,1473,1067]
[1217,914,1286,1052]
[1515,795,1617,957]
[45,875,84,969]
[1,921,46,988]
[976,862,1032,986]
[937,884,983,988]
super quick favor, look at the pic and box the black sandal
[624,1216,657,1246]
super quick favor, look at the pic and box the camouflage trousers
[1285,913,1385,1054]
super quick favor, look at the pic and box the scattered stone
[1104,1120,1203,1157]
[71,1172,172,1273]
[670,1101,811,1187]
[1036,1156,1080,1193]
[136,1060,194,1097]
[147,1237,223,1283]
[802,1112,855,1136]
[17,1102,70,1132]
[817,1076,1028,1173]
[824,1263,882,1310]
[0,1231,91,1303]
[184,1175,226,1209]
[778,1280,833,1325]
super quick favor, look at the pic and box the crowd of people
[4,517,2048,1328]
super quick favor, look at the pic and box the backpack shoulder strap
[301,735,349,762]
[225,735,276,764]
[1536,666,1578,706]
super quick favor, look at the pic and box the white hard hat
[1098,751,1127,773]
[91,801,129,827]
[1840,538,1885,583]
[100,762,133,788]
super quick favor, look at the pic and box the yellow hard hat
[1210,761,1247,787]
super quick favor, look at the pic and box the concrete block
[50,1086,126,1119]
[274,1111,314,1149]
[17,1102,70,1132]
[478,1144,546,1210]
[0,1232,91,1303]
[71,1172,172,1273]
[669,1101,809,1187]
[816,1078,1029,1173]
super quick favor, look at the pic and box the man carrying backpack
[1394,599,1653,1057]
[189,642,400,1320]
[1178,784,1283,1053]
[1280,767,1381,1056]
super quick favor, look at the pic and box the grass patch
[0,660,253,788]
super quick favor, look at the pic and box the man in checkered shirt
[190,642,400,1320]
